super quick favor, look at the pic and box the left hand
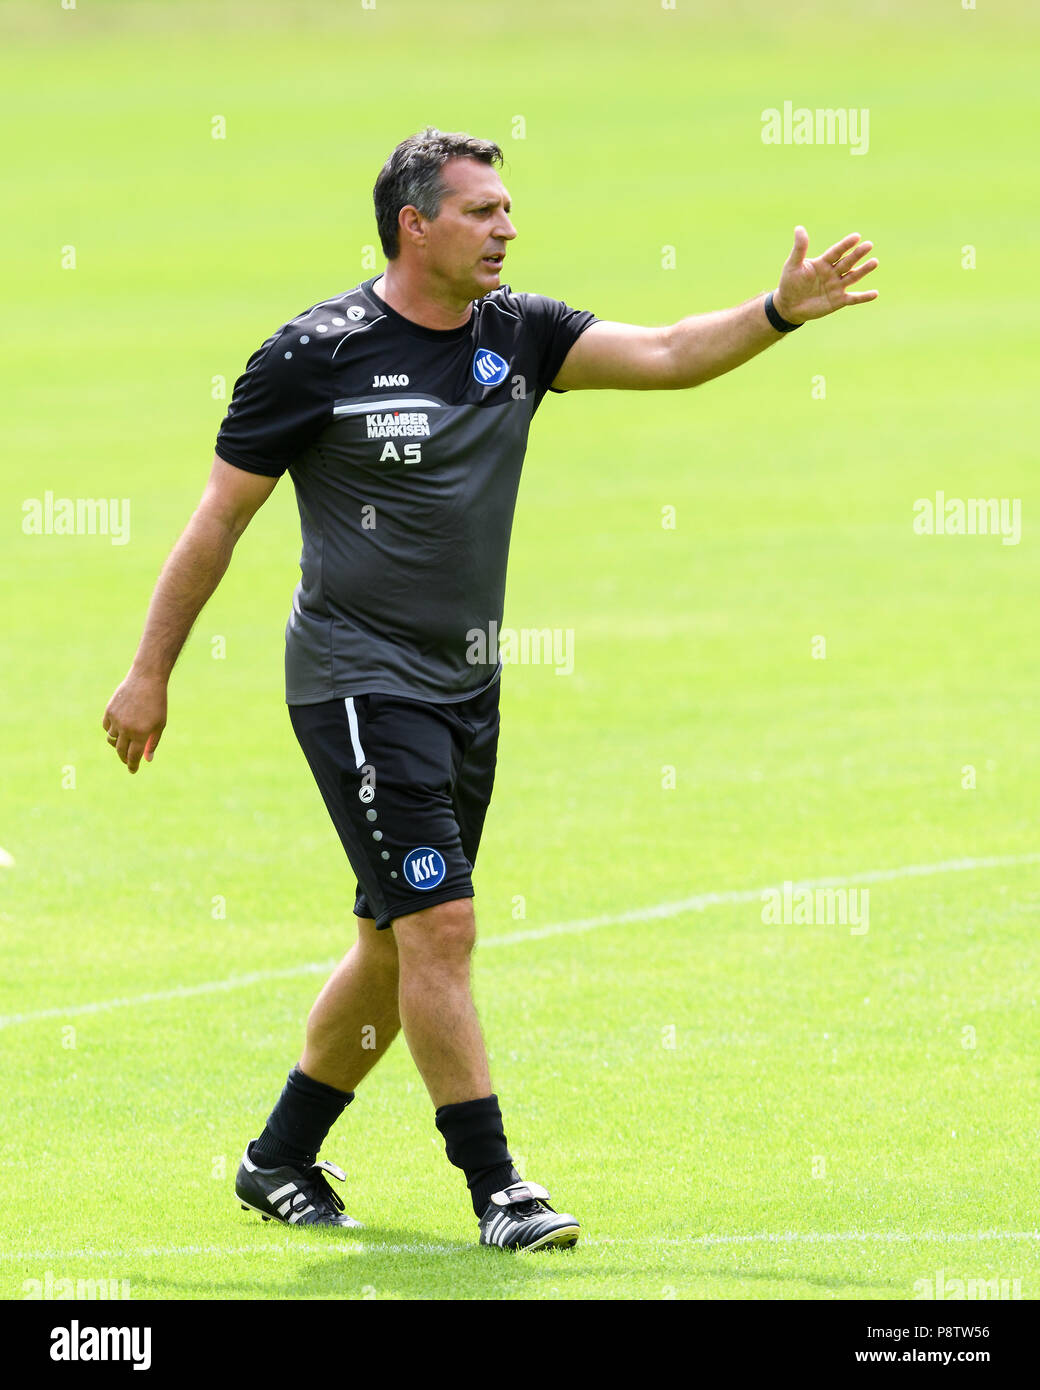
[774,226,879,324]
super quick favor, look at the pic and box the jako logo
[472,349,509,386]
[372,374,409,388]
[403,847,446,890]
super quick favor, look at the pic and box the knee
[393,898,476,967]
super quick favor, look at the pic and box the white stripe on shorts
[344,697,366,770]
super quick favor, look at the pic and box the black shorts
[288,677,501,930]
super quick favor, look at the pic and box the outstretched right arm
[102,455,278,774]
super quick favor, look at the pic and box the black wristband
[764,291,802,333]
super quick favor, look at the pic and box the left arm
[552,227,878,391]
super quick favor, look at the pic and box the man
[102,127,878,1252]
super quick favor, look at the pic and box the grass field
[1,0,1038,1303]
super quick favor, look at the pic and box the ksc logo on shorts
[403,846,447,890]
[472,349,509,387]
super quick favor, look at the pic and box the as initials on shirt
[380,441,422,465]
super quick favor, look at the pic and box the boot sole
[513,1224,582,1252]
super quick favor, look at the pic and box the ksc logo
[472,349,509,387]
[403,846,446,890]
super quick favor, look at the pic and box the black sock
[435,1093,520,1218]
[250,1064,354,1171]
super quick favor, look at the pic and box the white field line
[487,852,1040,946]
[3,851,1038,1030]
[0,962,338,1028]
[3,1231,1039,1261]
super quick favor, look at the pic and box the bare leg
[392,897,492,1107]
[299,916,401,1092]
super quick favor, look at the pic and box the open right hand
[102,671,168,774]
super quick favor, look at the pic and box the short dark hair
[373,126,504,260]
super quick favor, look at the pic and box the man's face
[408,157,517,300]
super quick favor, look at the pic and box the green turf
[1,0,1038,1300]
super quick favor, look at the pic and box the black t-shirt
[215,276,597,703]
